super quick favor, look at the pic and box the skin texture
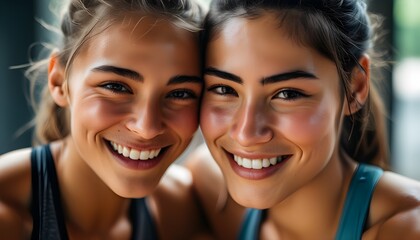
[54,16,202,198]
[0,15,207,239]
[201,15,346,210]
[186,13,420,239]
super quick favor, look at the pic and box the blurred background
[0,0,419,180]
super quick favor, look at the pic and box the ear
[344,54,370,115]
[48,52,68,107]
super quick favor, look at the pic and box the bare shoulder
[364,171,420,239]
[184,144,245,240]
[158,163,194,192]
[150,163,209,240]
[153,164,196,209]
[0,147,33,238]
[184,143,224,192]
[0,147,32,204]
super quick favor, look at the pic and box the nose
[126,99,165,139]
[229,101,273,147]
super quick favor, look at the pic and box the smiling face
[201,13,347,208]
[55,15,201,197]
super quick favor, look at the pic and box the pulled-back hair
[27,0,205,145]
[204,0,389,168]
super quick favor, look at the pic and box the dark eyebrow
[262,71,317,85]
[92,65,143,81]
[204,67,242,84]
[168,75,202,85]
[204,67,317,85]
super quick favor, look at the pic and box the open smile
[110,141,162,160]
[107,140,168,170]
[225,150,292,180]
[233,154,291,169]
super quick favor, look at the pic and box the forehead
[206,14,335,77]
[76,14,199,70]
[116,14,194,44]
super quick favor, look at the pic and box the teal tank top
[238,163,383,240]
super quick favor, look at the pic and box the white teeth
[154,149,161,157]
[110,141,162,161]
[269,157,277,165]
[140,150,150,160]
[262,159,270,168]
[129,149,140,160]
[242,158,252,169]
[252,160,262,169]
[123,147,130,157]
[233,155,288,169]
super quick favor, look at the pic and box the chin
[114,187,153,199]
[236,197,275,210]
[111,179,160,199]
[228,182,286,209]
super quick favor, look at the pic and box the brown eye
[101,82,132,94]
[167,89,197,100]
[274,89,307,100]
[208,85,238,96]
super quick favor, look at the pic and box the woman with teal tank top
[0,0,209,239]
[186,0,420,239]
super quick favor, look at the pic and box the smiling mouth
[109,141,162,161]
[232,154,291,170]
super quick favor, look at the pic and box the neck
[51,139,131,233]
[264,151,357,239]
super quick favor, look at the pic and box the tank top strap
[238,208,265,240]
[31,144,69,240]
[130,198,158,240]
[335,163,383,240]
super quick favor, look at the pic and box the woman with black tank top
[0,0,209,239]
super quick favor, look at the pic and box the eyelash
[274,89,309,101]
[100,82,197,101]
[207,84,238,96]
[208,85,309,101]
[100,82,132,94]
[166,89,198,100]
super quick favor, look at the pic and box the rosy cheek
[277,107,335,147]
[200,104,233,140]
[74,100,130,131]
[166,105,199,138]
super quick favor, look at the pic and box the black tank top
[30,144,158,239]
